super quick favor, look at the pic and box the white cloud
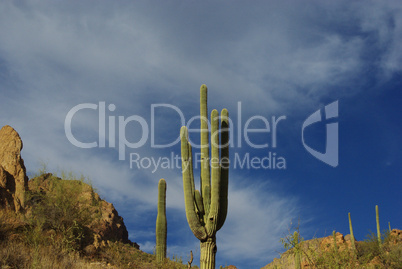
[357,1,402,78]
[217,179,300,267]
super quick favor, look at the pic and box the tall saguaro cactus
[156,178,167,262]
[180,84,229,269]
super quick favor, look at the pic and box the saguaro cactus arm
[206,109,221,237]
[200,84,210,207]
[217,108,229,231]
[181,126,207,241]
[194,190,204,216]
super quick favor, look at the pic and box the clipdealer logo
[64,100,338,171]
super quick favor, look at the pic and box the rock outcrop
[0,125,28,212]
[0,124,140,263]
[28,173,139,251]
[320,232,353,252]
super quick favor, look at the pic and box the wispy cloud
[219,179,301,267]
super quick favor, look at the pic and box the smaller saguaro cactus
[156,178,167,262]
[332,230,340,267]
[294,231,302,269]
[348,212,356,251]
[332,230,338,250]
[376,205,381,247]
[389,222,392,232]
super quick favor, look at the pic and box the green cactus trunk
[294,231,301,269]
[180,84,229,269]
[156,178,167,262]
[348,212,356,251]
[200,237,217,269]
[376,205,381,247]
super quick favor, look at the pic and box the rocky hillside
[263,230,402,268]
[27,172,138,252]
[0,124,135,249]
[0,125,187,268]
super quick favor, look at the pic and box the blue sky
[0,1,401,268]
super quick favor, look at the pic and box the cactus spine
[348,212,356,251]
[180,84,229,269]
[376,205,381,247]
[156,178,167,262]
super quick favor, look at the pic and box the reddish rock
[0,125,28,212]
[320,232,353,252]
[91,198,131,245]
[388,229,402,245]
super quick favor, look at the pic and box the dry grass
[0,172,191,269]
[276,228,402,269]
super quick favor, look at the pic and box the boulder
[320,232,352,252]
[0,125,28,212]
[388,229,402,246]
[344,234,356,242]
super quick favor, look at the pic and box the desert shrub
[99,240,188,269]
[0,239,105,269]
[355,232,381,265]
[0,240,30,268]
[313,245,358,269]
[279,225,402,269]
[359,230,402,268]
[382,242,402,268]
[25,173,94,253]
